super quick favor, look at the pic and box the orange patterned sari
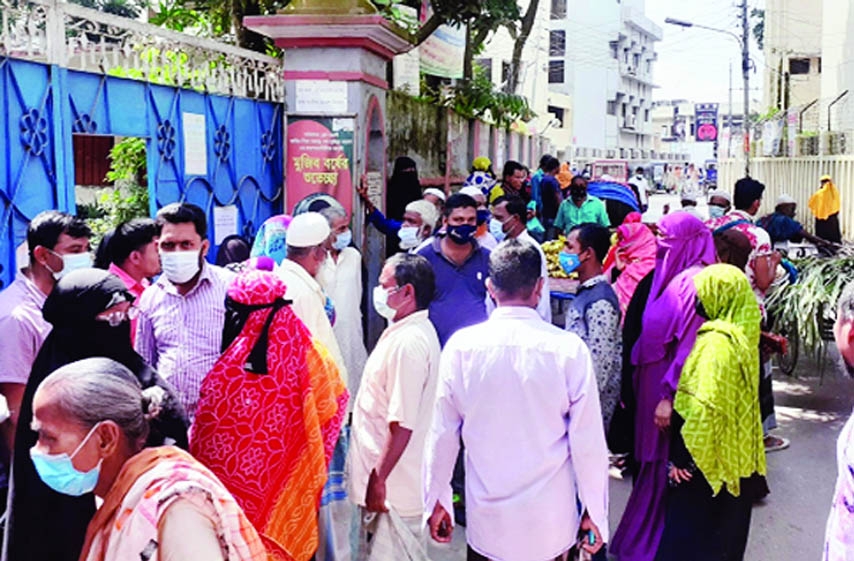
[190,271,348,561]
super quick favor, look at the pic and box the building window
[550,0,566,19]
[633,53,640,68]
[502,61,511,84]
[550,31,566,56]
[610,41,619,60]
[607,101,617,115]
[548,60,565,83]
[789,58,810,75]
[817,57,822,73]
[548,105,565,126]
[645,109,650,122]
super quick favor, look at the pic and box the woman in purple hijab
[610,212,717,561]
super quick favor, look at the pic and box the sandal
[764,435,790,452]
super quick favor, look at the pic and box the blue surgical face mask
[559,251,581,274]
[446,224,477,245]
[708,205,727,219]
[332,229,352,251]
[489,218,507,242]
[30,423,103,496]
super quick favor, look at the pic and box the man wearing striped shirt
[135,203,235,419]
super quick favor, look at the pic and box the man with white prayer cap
[757,193,833,246]
[679,191,705,220]
[276,211,348,384]
[399,200,440,252]
[707,189,733,219]
[423,188,446,213]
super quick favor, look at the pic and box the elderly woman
[29,358,266,561]
[4,269,188,561]
[610,212,717,561]
[657,264,766,561]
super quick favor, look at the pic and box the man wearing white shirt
[629,167,650,212]
[488,195,551,323]
[348,253,441,545]
[424,238,608,561]
[275,212,348,386]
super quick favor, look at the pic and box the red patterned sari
[190,271,348,561]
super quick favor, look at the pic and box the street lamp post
[664,14,751,177]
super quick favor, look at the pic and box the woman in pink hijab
[606,223,658,318]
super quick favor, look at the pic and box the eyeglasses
[96,307,140,327]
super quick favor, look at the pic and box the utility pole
[741,1,750,176]
[729,61,733,159]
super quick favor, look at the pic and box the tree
[505,0,538,94]
[751,8,764,51]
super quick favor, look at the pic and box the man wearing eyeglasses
[0,211,92,453]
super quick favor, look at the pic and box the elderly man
[348,253,440,546]
[423,188,446,214]
[0,211,91,452]
[554,175,610,235]
[679,192,705,220]
[135,203,234,419]
[707,189,732,220]
[758,194,831,246]
[416,193,490,347]
[488,195,550,322]
[425,239,609,561]
[275,212,347,384]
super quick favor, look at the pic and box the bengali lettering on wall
[286,116,355,216]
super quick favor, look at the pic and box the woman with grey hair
[28,358,266,561]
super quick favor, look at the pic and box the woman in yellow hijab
[656,264,766,561]
[809,175,842,243]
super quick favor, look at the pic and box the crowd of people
[0,152,850,561]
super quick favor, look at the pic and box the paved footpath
[430,351,854,561]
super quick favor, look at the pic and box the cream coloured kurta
[348,310,441,517]
[424,306,609,561]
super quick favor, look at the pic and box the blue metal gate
[0,7,284,288]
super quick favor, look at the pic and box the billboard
[286,116,355,217]
[694,103,719,142]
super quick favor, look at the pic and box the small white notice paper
[295,80,348,114]
[213,205,239,245]
[182,112,207,176]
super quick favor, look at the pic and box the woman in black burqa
[3,268,188,561]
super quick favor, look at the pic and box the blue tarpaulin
[588,181,641,213]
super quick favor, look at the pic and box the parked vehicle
[591,160,629,183]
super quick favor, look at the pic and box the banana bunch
[542,237,572,279]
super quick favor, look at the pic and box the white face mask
[398,226,421,250]
[48,251,93,281]
[332,230,352,251]
[372,286,398,320]
[160,250,201,284]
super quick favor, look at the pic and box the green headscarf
[674,263,766,497]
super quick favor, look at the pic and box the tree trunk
[232,0,268,53]
[414,13,442,46]
[465,27,489,80]
[506,0,539,94]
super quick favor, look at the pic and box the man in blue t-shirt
[758,194,831,247]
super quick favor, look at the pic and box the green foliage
[106,48,228,90]
[87,138,150,240]
[767,252,854,359]
[419,65,534,128]
[70,0,144,19]
[373,0,419,34]
[751,8,764,51]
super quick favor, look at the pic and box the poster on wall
[694,103,719,142]
[419,0,464,79]
[286,116,355,217]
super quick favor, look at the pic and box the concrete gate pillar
[245,3,411,346]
